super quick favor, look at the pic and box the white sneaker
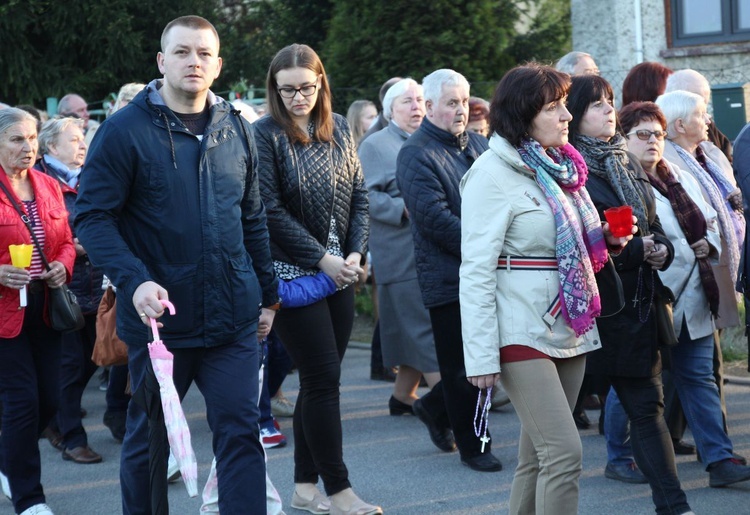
[167,452,181,483]
[0,470,10,500]
[270,394,295,418]
[19,503,55,515]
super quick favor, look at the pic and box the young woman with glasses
[252,44,380,515]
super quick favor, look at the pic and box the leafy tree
[508,0,572,66]
[323,0,519,112]
[0,0,217,108]
[215,0,334,102]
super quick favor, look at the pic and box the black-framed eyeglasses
[277,81,319,99]
[626,129,668,141]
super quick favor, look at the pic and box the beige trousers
[501,355,586,515]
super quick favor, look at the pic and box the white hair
[422,69,469,105]
[0,107,37,135]
[382,78,422,120]
[38,116,84,154]
[655,90,704,139]
[664,69,712,106]
[555,51,592,75]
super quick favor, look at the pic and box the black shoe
[388,396,414,416]
[604,462,648,484]
[461,453,502,472]
[370,366,397,382]
[573,410,591,430]
[672,439,696,455]
[103,411,126,443]
[709,458,750,487]
[412,398,456,452]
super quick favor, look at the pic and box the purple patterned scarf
[516,139,609,336]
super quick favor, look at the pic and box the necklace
[473,386,492,453]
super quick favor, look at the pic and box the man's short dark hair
[489,64,570,147]
[161,15,219,52]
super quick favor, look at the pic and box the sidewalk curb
[725,375,750,386]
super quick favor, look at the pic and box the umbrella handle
[149,300,176,341]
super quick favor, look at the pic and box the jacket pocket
[149,262,198,334]
[228,254,262,328]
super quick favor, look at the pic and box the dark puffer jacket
[252,114,368,268]
[35,157,104,314]
[396,117,489,309]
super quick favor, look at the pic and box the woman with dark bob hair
[568,75,694,515]
[460,63,631,514]
[252,44,380,515]
[621,62,673,107]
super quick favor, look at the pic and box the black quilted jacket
[396,118,488,308]
[252,114,369,269]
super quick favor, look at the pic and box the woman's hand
[602,216,636,249]
[0,265,31,290]
[39,261,67,289]
[728,189,743,212]
[645,242,668,269]
[690,238,710,260]
[318,253,356,288]
[467,373,501,390]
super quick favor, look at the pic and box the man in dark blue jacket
[75,15,278,514]
[396,69,501,472]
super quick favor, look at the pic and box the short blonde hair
[39,116,84,154]
[111,83,145,114]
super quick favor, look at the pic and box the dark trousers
[0,289,62,514]
[259,330,293,427]
[429,301,488,458]
[610,375,691,515]
[106,363,131,413]
[56,313,99,450]
[273,287,354,495]
[121,335,264,515]
[266,330,293,399]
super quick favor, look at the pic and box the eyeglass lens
[278,84,317,98]
[634,130,666,141]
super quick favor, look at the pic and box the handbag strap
[672,259,698,306]
[0,179,53,272]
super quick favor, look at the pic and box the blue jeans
[604,387,634,466]
[670,322,733,467]
[611,375,690,515]
[120,336,264,515]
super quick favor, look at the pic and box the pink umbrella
[148,300,198,497]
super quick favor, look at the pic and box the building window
[671,0,750,46]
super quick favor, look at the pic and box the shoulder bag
[0,181,85,333]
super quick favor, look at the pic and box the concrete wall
[572,0,750,104]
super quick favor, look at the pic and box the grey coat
[358,122,416,285]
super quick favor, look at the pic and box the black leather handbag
[0,181,84,333]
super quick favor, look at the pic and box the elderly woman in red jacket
[0,107,75,515]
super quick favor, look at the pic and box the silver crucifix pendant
[480,435,490,453]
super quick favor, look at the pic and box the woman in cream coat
[460,64,629,515]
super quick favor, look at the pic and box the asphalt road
[3,345,750,514]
